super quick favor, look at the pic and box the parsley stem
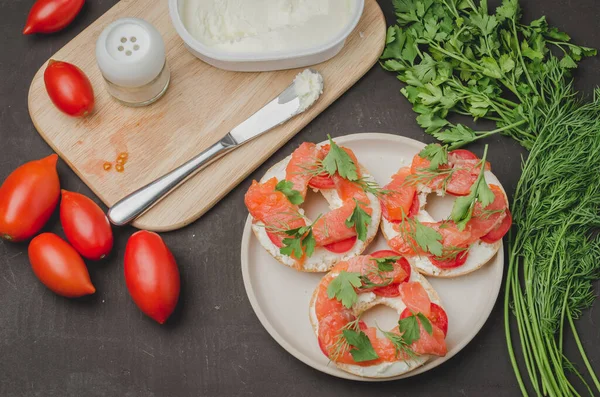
[511,19,540,97]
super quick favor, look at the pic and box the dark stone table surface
[1,0,599,396]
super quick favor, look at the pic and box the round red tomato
[449,149,478,161]
[323,236,357,253]
[430,250,469,269]
[372,284,402,297]
[44,60,94,117]
[28,233,95,297]
[124,231,180,324]
[0,154,60,242]
[60,190,113,260]
[308,173,335,189]
[23,0,84,34]
[370,250,411,297]
[400,303,448,336]
[481,210,512,243]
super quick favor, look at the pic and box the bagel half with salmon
[379,145,511,278]
[244,138,382,272]
[309,251,448,378]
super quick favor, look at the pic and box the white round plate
[241,133,504,381]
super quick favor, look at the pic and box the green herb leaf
[418,143,448,170]
[559,54,578,69]
[279,217,320,259]
[342,329,380,362]
[432,124,477,147]
[450,195,475,230]
[381,26,406,60]
[327,271,362,309]
[372,256,400,272]
[345,199,372,241]
[275,180,304,205]
[303,229,316,257]
[451,145,494,229]
[398,315,421,345]
[322,135,358,181]
[481,57,503,79]
[416,313,433,335]
[280,235,304,259]
[414,220,443,256]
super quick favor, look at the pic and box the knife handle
[107,133,237,226]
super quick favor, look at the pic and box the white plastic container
[168,0,364,72]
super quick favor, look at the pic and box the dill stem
[524,256,560,396]
[567,309,600,394]
[505,251,538,396]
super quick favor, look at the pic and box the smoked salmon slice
[399,281,432,318]
[244,178,306,245]
[380,167,416,221]
[285,142,323,199]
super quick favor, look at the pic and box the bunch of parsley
[381,0,595,149]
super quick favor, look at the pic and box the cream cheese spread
[182,0,353,53]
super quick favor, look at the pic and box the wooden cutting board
[28,0,386,231]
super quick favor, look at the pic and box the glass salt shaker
[95,17,170,107]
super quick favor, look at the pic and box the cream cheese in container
[169,0,364,72]
[96,18,170,107]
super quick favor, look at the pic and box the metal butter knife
[107,71,322,226]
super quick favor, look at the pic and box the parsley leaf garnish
[419,143,448,170]
[342,329,380,362]
[372,256,400,272]
[381,311,433,359]
[398,314,421,345]
[279,216,320,259]
[275,180,304,205]
[413,219,443,256]
[399,312,433,345]
[417,313,433,335]
[451,145,494,230]
[345,199,372,241]
[322,135,358,181]
[327,271,362,309]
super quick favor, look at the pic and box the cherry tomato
[124,231,180,324]
[430,250,469,269]
[23,0,84,34]
[28,233,95,297]
[308,173,335,189]
[0,154,60,242]
[370,250,411,297]
[481,210,512,243]
[401,303,448,336]
[60,190,113,260]
[323,236,357,253]
[44,60,94,117]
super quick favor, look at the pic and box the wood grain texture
[27,0,386,232]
